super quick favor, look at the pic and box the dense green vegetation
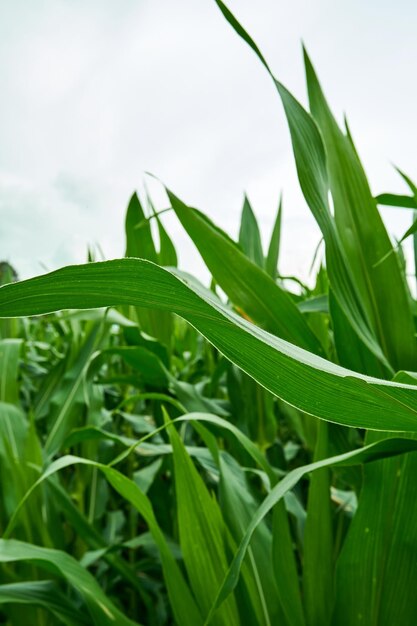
[1,2,417,625]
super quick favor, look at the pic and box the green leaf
[238,195,264,268]
[333,437,417,625]
[0,402,47,543]
[329,290,387,378]
[125,191,173,347]
[146,192,178,267]
[376,193,417,209]
[272,501,305,626]
[2,259,417,431]
[6,454,203,626]
[303,50,416,371]
[0,580,90,626]
[204,437,417,623]
[219,453,281,626]
[99,346,168,387]
[265,195,282,279]
[302,421,333,626]
[213,0,394,373]
[48,480,150,601]
[44,320,105,456]
[394,170,417,247]
[166,416,240,626]
[0,339,22,404]
[125,192,158,263]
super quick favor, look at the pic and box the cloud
[0,0,416,284]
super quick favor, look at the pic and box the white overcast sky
[1,0,416,284]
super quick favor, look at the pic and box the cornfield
[1,2,417,625]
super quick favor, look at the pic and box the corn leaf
[2,259,417,431]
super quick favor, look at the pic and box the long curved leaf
[1,259,417,431]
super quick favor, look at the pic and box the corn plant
[0,2,417,625]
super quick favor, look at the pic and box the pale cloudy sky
[1,0,416,284]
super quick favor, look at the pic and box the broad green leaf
[98,346,168,387]
[126,192,158,263]
[2,259,417,431]
[332,373,417,625]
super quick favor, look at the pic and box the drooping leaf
[1,259,417,432]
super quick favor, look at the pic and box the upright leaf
[125,192,173,347]
[213,0,393,373]
[168,190,325,356]
[239,195,264,268]
[304,51,416,371]
[167,420,239,625]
